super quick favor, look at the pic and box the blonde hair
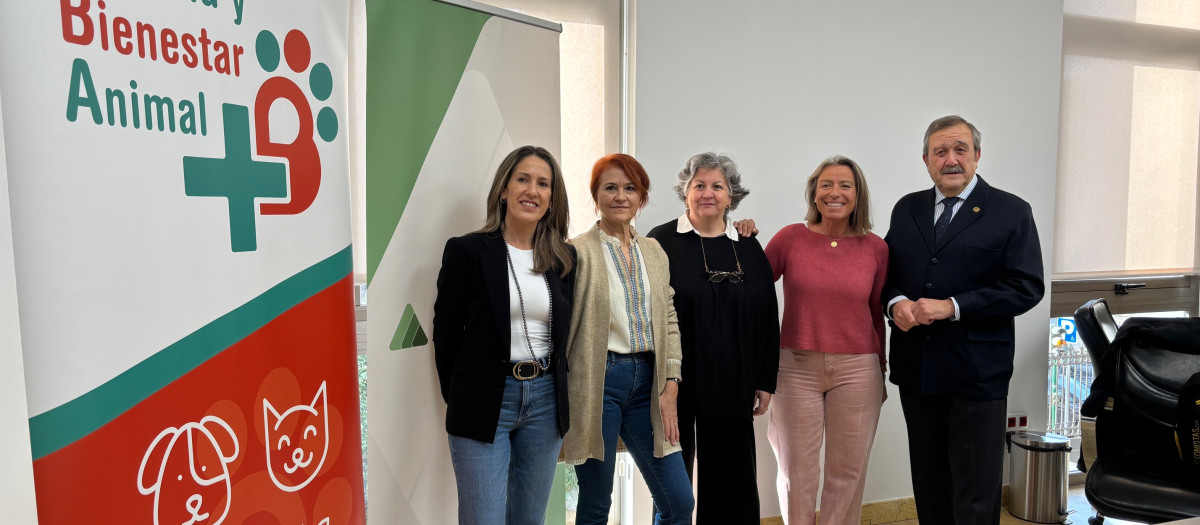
[804,155,873,236]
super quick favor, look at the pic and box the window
[1047,274,1198,444]
[1056,1,1200,275]
[471,2,634,521]
[471,0,627,237]
[1052,0,1200,470]
[464,3,631,519]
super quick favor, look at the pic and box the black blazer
[883,176,1045,400]
[432,231,574,442]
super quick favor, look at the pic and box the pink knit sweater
[764,223,889,364]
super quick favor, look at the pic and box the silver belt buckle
[512,360,542,380]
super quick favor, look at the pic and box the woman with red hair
[562,154,694,525]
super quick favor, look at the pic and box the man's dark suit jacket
[432,231,575,443]
[883,176,1045,400]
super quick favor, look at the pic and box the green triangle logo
[390,303,429,350]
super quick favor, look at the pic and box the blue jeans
[448,374,562,525]
[574,352,694,525]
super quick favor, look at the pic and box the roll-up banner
[0,0,363,523]
[365,0,561,523]
[0,90,41,525]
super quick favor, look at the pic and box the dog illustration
[137,416,240,525]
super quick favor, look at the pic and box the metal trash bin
[1008,431,1071,523]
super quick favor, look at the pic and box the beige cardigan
[562,225,683,465]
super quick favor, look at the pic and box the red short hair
[590,154,651,210]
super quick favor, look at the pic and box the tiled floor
[888,485,1139,525]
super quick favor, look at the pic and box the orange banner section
[33,276,362,525]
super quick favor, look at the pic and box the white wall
[0,92,39,523]
[633,0,1063,516]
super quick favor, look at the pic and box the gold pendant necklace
[812,224,846,247]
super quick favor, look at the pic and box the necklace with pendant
[812,224,847,247]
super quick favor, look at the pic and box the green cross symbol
[183,104,287,252]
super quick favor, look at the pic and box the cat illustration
[263,381,329,492]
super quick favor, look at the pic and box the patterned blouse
[600,228,654,353]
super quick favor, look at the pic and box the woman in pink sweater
[763,156,888,525]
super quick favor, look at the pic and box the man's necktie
[934,196,960,244]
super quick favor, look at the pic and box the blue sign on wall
[1058,318,1077,343]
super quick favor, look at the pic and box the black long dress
[647,219,780,524]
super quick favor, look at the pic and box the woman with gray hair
[647,152,780,524]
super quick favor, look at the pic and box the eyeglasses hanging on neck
[700,236,743,283]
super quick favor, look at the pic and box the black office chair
[1073,298,1119,368]
[1074,298,1119,473]
[1081,316,1200,524]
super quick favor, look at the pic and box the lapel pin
[972,207,980,213]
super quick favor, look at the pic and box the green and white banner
[0,0,363,523]
[365,1,560,523]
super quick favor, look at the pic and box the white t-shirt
[506,247,552,361]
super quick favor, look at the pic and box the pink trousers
[768,349,884,525]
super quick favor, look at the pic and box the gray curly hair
[673,152,750,218]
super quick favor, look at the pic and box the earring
[501,197,506,203]
[547,206,552,213]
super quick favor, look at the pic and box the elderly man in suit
[883,115,1045,524]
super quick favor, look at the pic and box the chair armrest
[1080,415,1097,472]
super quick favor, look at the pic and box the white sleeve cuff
[885,296,908,320]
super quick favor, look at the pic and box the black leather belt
[511,356,552,380]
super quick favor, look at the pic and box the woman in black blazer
[433,145,575,525]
